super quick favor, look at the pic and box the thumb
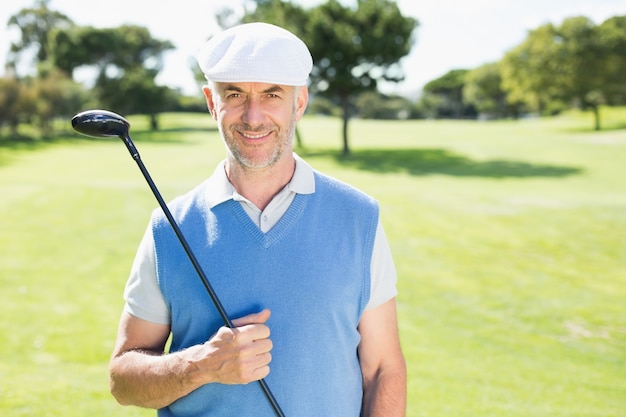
[231,309,271,327]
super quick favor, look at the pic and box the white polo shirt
[124,154,398,325]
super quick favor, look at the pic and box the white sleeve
[365,219,398,311]
[123,223,171,325]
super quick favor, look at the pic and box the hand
[184,309,273,386]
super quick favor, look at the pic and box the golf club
[71,109,285,417]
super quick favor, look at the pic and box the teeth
[242,132,268,139]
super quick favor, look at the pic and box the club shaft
[128,152,285,417]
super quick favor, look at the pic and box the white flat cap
[196,22,313,86]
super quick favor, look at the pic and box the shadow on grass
[0,133,61,150]
[127,126,218,144]
[303,148,583,178]
[0,126,218,167]
[0,134,58,167]
[0,126,217,147]
[145,126,219,134]
[560,123,626,134]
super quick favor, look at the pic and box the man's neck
[225,155,296,211]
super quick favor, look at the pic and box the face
[204,82,308,170]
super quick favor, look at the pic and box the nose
[242,97,264,126]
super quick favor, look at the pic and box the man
[109,22,406,417]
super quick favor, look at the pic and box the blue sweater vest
[152,171,379,417]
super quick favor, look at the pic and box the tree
[501,23,560,114]
[0,76,26,136]
[0,71,85,138]
[241,0,309,34]
[97,67,176,130]
[51,25,173,78]
[31,70,88,135]
[597,15,626,106]
[463,62,521,119]
[421,69,476,119]
[307,0,417,154]
[355,91,414,119]
[51,25,175,128]
[6,0,74,76]
[501,16,607,130]
[558,17,606,129]
[463,63,503,118]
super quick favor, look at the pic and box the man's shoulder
[312,170,378,209]
[313,170,373,197]
[151,179,210,225]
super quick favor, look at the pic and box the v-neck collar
[225,195,307,248]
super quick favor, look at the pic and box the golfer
[109,22,406,417]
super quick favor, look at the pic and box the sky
[1,0,625,97]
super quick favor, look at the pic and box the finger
[231,309,271,327]
[248,338,273,355]
[250,364,270,381]
[247,352,272,381]
[236,321,271,342]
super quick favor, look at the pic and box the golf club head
[71,109,130,140]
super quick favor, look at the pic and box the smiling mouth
[240,131,271,140]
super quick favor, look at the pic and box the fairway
[1,112,625,416]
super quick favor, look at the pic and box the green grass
[1,111,624,416]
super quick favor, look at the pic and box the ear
[294,86,309,122]
[202,85,217,120]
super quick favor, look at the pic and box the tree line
[1,0,178,137]
[424,15,626,131]
[1,0,625,153]
[0,0,416,153]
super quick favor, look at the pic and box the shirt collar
[205,153,315,209]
